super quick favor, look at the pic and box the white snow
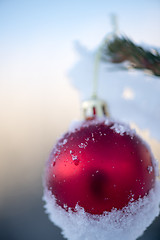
[68,117,136,138]
[63,139,68,145]
[148,166,153,174]
[43,179,160,240]
[78,143,88,149]
[68,42,160,141]
[68,120,84,133]
[110,121,136,136]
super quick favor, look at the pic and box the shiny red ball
[45,119,155,215]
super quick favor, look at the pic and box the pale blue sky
[0,0,160,49]
[0,0,160,103]
[0,0,160,121]
[0,0,160,82]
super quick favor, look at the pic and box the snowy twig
[102,36,160,77]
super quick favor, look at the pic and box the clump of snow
[62,139,68,145]
[69,117,135,138]
[68,117,108,133]
[70,150,78,161]
[110,121,136,136]
[110,123,127,135]
[68,120,84,132]
[148,166,153,174]
[68,42,160,141]
[43,179,160,240]
[78,142,88,149]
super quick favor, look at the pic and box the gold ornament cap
[81,96,109,120]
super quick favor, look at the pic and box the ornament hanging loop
[82,14,119,120]
[82,40,110,120]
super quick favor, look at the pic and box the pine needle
[102,36,160,77]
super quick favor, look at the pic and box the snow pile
[68,43,160,141]
[69,117,137,139]
[110,121,136,136]
[43,179,160,240]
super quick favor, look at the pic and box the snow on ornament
[43,97,160,240]
[43,34,160,240]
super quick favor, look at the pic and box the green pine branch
[102,36,160,77]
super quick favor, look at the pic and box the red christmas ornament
[45,98,156,215]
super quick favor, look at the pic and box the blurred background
[0,0,160,239]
